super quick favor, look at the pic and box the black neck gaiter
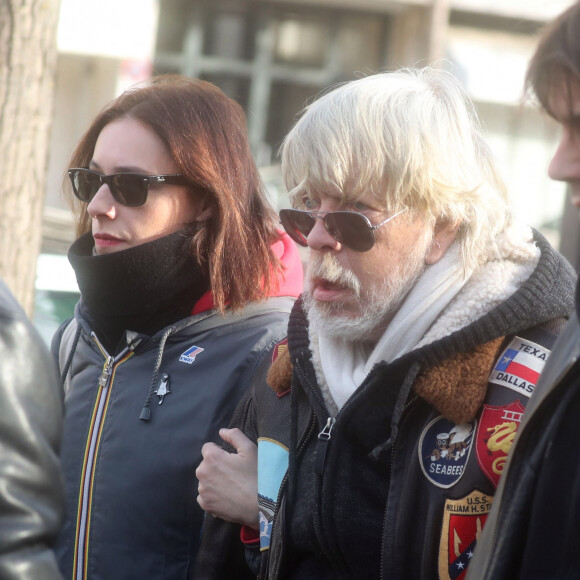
[68,230,209,354]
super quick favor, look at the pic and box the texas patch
[475,400,525,488]
[488,336,550,397]
[438,490,493,580]
[419,416,475,489]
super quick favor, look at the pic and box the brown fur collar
[266,337,506,424]
[267,347,293,396]
[413,337,505,424]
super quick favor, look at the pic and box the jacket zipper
[379,393,418,580]
[268,407,316,580]
[295,358,345,574]
[315,417,336,475]
[73,335,132,580]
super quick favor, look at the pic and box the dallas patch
[419,416,475,488]
[179,345,204,364]
[488,336,549,397]
[475,400,525,488]
[258,438,288,551]
[439,490,493,580]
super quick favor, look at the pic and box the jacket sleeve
[0,284,65,579]
[191,353,265,580]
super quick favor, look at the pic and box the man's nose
[306,214,341,252]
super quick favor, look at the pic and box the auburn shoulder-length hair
[66,75,281,312]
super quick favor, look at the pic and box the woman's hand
[196,428,259,529]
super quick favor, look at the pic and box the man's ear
[425,219,460,265]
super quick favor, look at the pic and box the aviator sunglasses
[68,167,190,207]
[279,207,406,252]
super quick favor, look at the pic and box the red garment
[240,525,260,546]
[191,231,303,315]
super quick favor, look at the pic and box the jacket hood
[192,231,303,314]
[288,228,576,371]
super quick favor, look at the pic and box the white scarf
[309,226,539,414]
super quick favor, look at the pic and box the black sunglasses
[68,168,190,207]
[279,208,406,252]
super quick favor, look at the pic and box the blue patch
[493,348,519,372]
[179,345,204,365]
[418,416,476,489]
[257,438,288,551]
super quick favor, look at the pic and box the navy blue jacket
[54,297,294,580]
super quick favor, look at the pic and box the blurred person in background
[0,277,64,579]
[194,67,576,579]
[468,2,580,578]
[53,75,302,579]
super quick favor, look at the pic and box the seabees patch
[475,399,526,488]
[439,490,493,580]
[419,416,475,488]
[488,336,550,398]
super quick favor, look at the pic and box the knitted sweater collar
[68,230,209,354]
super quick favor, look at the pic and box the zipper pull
[315,417,335,475]
[98,357,114,388]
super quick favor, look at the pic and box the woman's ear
[194,192,214,222]
[425,219,460,265]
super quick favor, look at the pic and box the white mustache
[306,254,361,296]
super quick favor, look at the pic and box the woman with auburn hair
[53,75,302,579]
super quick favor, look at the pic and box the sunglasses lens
[70,170,100,202]
[280,209,314,247]
[109,175,148,206]
[325,212,374,252]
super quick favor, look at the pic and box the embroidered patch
[488,336,550,397]
[258,438,288,551]
[271,338,288,363]
[475,400,525,488]
[179,345,204,364]
[419,416,476,489]
[439,490,493,580]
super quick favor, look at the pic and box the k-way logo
[488,336,550,397]
[179,344,204,364]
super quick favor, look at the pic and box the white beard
[303,237,431,341]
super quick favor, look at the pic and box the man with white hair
[194,67,576,579]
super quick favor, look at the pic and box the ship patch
[258,438,288,551]
[419,416,475,488]
[438,490,493,579]
[488,336,550,397]
[179,344,204,364]
[475,400,525,488]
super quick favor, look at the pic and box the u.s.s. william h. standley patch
[438,490,493,580]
